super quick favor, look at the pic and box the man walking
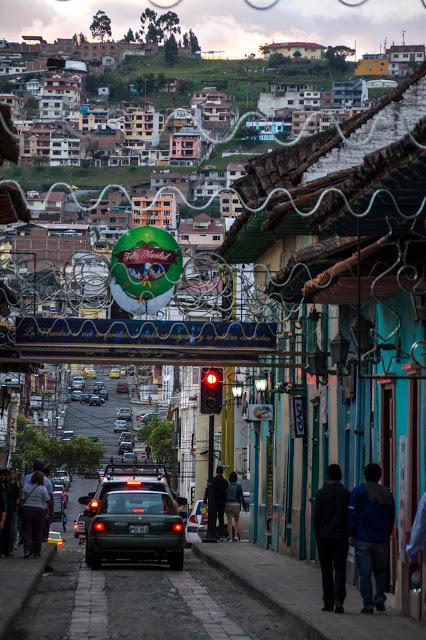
[348,463,395,614]
[204,466,228,539]
[314,464,350,613]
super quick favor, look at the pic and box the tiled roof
[233,61,426,208]
[262,42,326,49]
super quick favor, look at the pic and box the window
[213,235,220,241]
[222,198,229,204]
[181,234,189,240]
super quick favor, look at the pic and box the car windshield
[98,481,166,501]
[101,492,176,515]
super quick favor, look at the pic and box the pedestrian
[314,464,350,613]
[62,511,68,532]
[204,466,228,540]
[145,444,152,462]
[21,470,51,558]
[0,469,9,557]
[225,471,247,542]
[348,463,395,614]
[406,491,426,568]
[42,467,53,542]
[7,468,20,555]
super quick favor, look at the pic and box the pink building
[169,127,202,162]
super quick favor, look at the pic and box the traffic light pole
[204,413,217,543]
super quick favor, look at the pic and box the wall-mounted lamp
[232,385,243,405]
[254,378,267,392]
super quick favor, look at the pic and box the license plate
[129,525,149,534]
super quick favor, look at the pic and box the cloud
[2,0,426,57]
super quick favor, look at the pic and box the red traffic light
[206,371,218,386]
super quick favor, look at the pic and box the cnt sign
[290,396,306,438]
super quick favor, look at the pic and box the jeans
[22,506,45,555]
[9,511,18,553]
[212,502,226,538]
[317,539,348,608]
[355,540,389,609]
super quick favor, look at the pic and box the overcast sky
[3,0,426,58]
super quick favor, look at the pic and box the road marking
[69,559,109,640]
[169,572,252,640]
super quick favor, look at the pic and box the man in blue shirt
[406,492,426,563]
[348,463,395,614]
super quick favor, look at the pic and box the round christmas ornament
[110,226,183,315]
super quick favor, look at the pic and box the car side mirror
[79,496,90,505]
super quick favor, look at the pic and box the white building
[49,131,81,166]
[25,79,41,96]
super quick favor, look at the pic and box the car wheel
[87,547,101,570]
[168,550,184,571]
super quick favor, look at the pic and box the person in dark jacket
[348,463,395,614]
[204,466,228,539]
[314,464,350,613]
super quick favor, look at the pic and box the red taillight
[57,540,64,547]
[131,508,145,513]
[171,522,185,533]
[73,523,79,529]
[126,481,142,487]
[188,514,198,524]
[94,521,105,531]
[89,500,100,510]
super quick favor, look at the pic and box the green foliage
[325,46,355,74]
[293,50,302,59]
[123,28,136,43]
[12,415,105,473]
[164,34,179,66]
[135,417,174,465]
[268,53,286,67]
[90,10,112,42]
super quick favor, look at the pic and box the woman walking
[7,469,20,555]
[225,472,247,542]
[21,470,50,558]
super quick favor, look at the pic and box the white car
[185,499,204,544]
[114,419,128,433]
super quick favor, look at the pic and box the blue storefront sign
[15,317,277,364]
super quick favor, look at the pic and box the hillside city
[1,3,426,637]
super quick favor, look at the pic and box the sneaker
[24,552,31,559]
[233,537,239,542]
[376,602,386,612]
[334,606,344,614]
[227,537,232,542]
[361,608,374,614]
[322,606,334,612]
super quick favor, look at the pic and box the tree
[182,32,190,49]
[268,52,286,67]
[90,10,112,42]
[146,418,174,465]
[189,29,200,54]
[140,8,161,43]
[164,34,178,66]
[158,11,181,40]
[325,45,355,74]
[123,28,135,43]
[293,50,302,59]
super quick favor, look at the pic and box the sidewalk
[0,545,56,639]
[192,542,423,640]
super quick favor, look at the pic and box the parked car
[117,407,132,421]
[74,512,86,539]
[71,390,82,401]
[116,382,129,394]
[89,395,102,406]
[109,369,120,379]
[85,490,185,570]
[114,419,128,433]
[119,431,134,444]
[185,499,204,544]
[80,393,91,404]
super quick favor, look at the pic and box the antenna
[402,30,406,46]
[384,37,387,52]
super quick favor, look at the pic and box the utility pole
[204,414,217,543]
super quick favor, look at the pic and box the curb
[192,543,330,640]
[0,546,57,640]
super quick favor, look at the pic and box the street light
[232,385,243,405]
[254,378,267,392]
[307,342,328,379]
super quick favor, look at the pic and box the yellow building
[260,41,326,61]
[124,106,162,145]
[355,57,389,77]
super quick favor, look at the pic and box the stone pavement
[69,559,109,640]
[193,542,424,640]
[0,544,56,640]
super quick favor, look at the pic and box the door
[310,403,320,560]
[381,384,396,594]
[265,434,274,541]
[284,434,294,546]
